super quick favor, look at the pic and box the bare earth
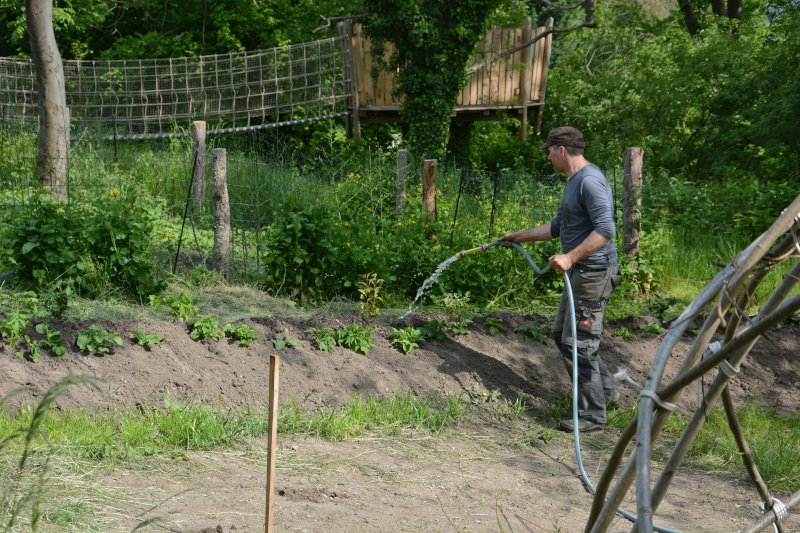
[2,311,799,532]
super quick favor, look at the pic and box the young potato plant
[514,324,551,345]
[446,318,472,336]
[614,327,637,340]
[419,319,448,341]
[271,335,298,351]
[390,327,423,354]
[334,324,377,355]
[128,328,165,348]
[76,325,123,354]
[223,323,261,347]
[484,317,506,335]
[305,327,336,353]
[27,322,67,361]
[190,315,223,341]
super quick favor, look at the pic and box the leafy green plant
[0,191,165,297]
[419,319,448,342]
[128,328,165,348]
[334,324,377,355]
[0,300,34,355]
[149,291,199,322]
[484,317,505,335]
[189,315,223,342]
[223,323,261,347]
[358,272,384,318]
[440,291,471,319]
[305,327,336,353]
[639,322,667,334]
[614,327,638,341]
[514,324,551,345]
[76,325,123,354]
[33,322,67,357]
[271,335,298,351]
[390,327,423,354]
[446,318,472,336]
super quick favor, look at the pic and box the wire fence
[0,36,350,138]
[0,124,620,282]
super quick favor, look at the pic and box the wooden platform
[339,18,553,140]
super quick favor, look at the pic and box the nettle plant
[0,191,165,298]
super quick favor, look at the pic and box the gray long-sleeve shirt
[550,163,618,269]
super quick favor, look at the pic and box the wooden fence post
[422,159,437,219]
[191,121,206,211]
[210,148,230,281]
[623,147,643,269]
[396,149,408,218]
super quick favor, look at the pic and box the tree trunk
[710,0,727,17]
[26,0,68,200]
[677,0,700,35]
[727,0,742,20]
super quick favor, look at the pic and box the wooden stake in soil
[210,148,230,280]
[396,149,408,218]
[264,354,280,533]
[422,159,437,220]
[191,121,206,211]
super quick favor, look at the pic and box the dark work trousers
[553,264,622,424]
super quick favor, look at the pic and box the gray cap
[539,126,586,150]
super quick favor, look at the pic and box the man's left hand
[549,254,573,275]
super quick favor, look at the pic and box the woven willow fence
[0,37,349,138]
[586,195,800,533]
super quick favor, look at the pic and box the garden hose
[455,240,682,533]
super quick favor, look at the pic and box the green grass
[606,401,800,493]
[0,389,482,461]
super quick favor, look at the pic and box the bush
[0,190,166,298]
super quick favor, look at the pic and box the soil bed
[1,312,798,532]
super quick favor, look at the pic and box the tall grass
[606,402,800,493]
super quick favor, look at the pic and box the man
[500,126,621,432]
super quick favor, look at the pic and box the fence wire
[0,124,619,282]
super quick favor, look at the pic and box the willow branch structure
[584,194,800,533]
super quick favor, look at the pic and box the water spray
[407,240,681,533]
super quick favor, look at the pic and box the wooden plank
[519,17,532,141]
[482,30,494,104]
[510,28,522,104]
[362,37,375,105]
[352,24,367,109]
[534,18,554,135]
[530,27,543,101]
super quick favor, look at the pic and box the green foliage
[439,291,471,319]
[446,318,473,336]
[419,319,448,342]
[127,328,165,348]
[33,322,67,357]
[149,291,199,322]
[0,191,165,298]
[334,324,377,355]
[638,322,667,335]
[614,327,637,341]
[76,325,123,354]
[271,335,298,351]
[305,327,336,353]
[390,327,423,354]
[358,272,384,318]
[365,0,501,157]
[0,297,35,351]
[223,323,261,347]
[514,324,550,345]
[189,315,223,342]
[484,317,505,335]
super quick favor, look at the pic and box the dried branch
[311,13,374,33]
